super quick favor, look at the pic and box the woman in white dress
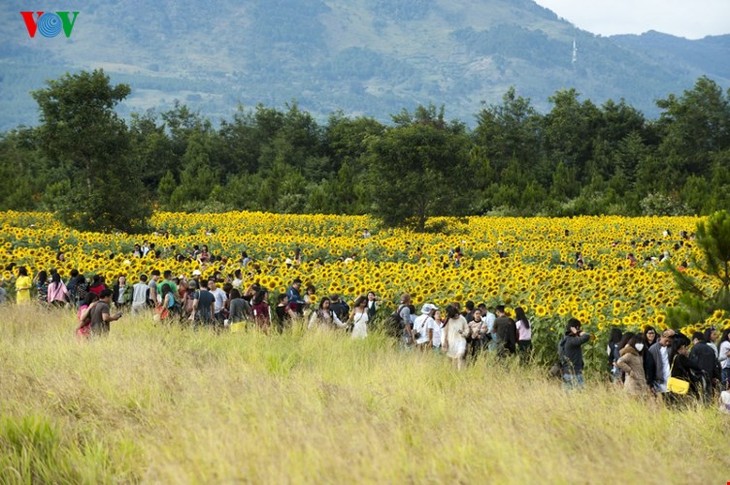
[308,297,346,330]
[350,295,369,339]
[442,304,468,369]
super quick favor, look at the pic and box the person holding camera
[560,318,591,390]
[89,288,123,335]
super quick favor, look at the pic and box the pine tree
[666,210,730,329]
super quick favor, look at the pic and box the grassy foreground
[1,307,728,484]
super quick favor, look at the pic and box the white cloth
[719,340,730,369]
[351,310,369,339]
[211,288,227,313]
[659,346,670,392]
[116,285,127,305]
[485,311,496,334]
[132,282,148,305]
[431,322,443,348]
[516,319,531,340]
[444,316,468,359]
[414,314,434,345]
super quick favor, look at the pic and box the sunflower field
[1,211,727,366]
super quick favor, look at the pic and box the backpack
[549,337,568,378]
[384,305,406,338]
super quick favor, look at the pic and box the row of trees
[1,70,729,232]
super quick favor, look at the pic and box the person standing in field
[719,329,730,390]
[112,275,130,310]
[493,305,517,357]
[349,295,370,339]
[704,327,720,358]
[669,336,704,399]
[286,278,306,316]
[76,293,99,339]
[228,289,248,324]
[88,275,106,297]
[131,274,149,314]
[65,269,80,305]
[302,283,316,319]
[607,327,624,382]
[308,296,345,330]
[615,334,650,396]
[483,304,497,351]
[398,293,414,346]
[689,332,721,398]
[73,274,89,308]
[157,270,178,298]
[431,309,444,352]
[514,306,532,356]
[34,270,49,304]
[275,294,295,331]
[413,303,438,349]
[560,318,591,390]
[46,272,69,307]
[190,280,215,327]
[147,270,160,308]
[329,294,350,323]
[208,278,228,324]
[15,266,33,305]
[442,304,468,370]
[648,329,675,394]
[366,291,379,320]
[252,289,272,332]
[156,283,176,322]
[89,289,123,336]
[466,309,487,359]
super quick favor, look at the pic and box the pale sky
[533,0,730,39]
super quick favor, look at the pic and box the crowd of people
[607,325,730,404]
[5,258,730,411]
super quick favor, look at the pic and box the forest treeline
[1,70,728,232]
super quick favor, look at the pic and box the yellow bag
[230,322,245,333]
[667,377,689,395]
[667,355,690,395]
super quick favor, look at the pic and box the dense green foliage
[1,73,729,228]
[667,210,730,328]
[30,70,151,233]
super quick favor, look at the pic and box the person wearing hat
[559,318,592,390]
[413,303,438,349]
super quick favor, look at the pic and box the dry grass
[1,305,728,483]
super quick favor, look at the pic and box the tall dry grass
[1,305,728,483]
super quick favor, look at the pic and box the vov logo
[21,11,79,38]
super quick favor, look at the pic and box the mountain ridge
[0,0,728,131]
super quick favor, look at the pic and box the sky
[533,0,730,39]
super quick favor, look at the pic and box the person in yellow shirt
[15,266,32,304]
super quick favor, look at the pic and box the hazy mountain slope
[0,0,728,131]
[611,31,730,80]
